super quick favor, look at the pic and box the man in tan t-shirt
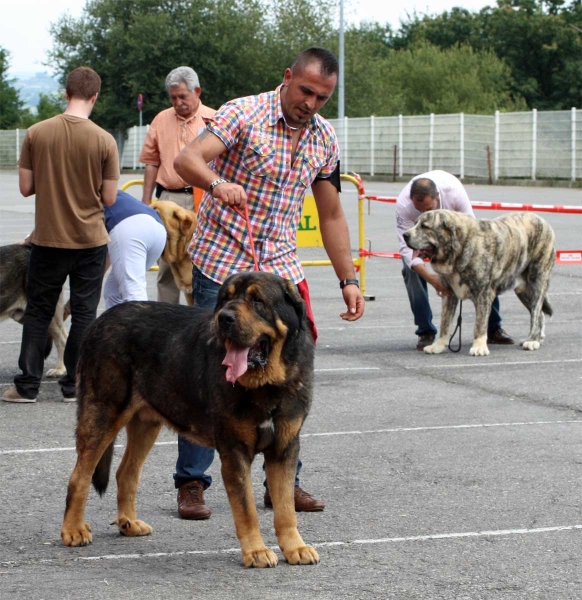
[3,66,119,404]
[139,66,215,303]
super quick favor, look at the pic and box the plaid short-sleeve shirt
[189,85,340,284]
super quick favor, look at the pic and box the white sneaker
[62,395,77,403]
[2,386,37,403]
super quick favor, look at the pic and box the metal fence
[1,109,580,182]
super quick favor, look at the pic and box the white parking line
[1,420,580,455]
[54,523,576,562]
[407,358,582,369]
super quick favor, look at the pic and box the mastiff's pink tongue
[222,342,250,383]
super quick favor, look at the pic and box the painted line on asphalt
[406,358,582,369]
[2,420,581,456]
[54,523,579,562]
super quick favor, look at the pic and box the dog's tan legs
[112,414,162,537]
[61,431,120,547]
[425,295,458,354]
[264,459,319,566]
[220,452,278,568]
[46,311,67,377]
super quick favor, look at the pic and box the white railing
[1,109,580,181]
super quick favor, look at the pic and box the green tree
[36,91,66,120]
[374,41,526,116]
[47,0,337,131]
[393,0,582,110]
[0,47,33,129]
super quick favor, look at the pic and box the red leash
[233,205,259,271]
[232,204,318,341]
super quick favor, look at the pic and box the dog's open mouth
[222,337,270,383]
[413,245,437,261]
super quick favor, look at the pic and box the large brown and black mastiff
[61,271,319,568]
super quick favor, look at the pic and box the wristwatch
[209,178,228,195]
[339,278,359,289]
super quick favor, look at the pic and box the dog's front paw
[283,545,320,565]
[424,339,446,354]
[112,517,153,537]
[242,548,278,568]
[522,340,541,351]
[470,340,490,356]
[47,367,66,377]
[61,522,92,547]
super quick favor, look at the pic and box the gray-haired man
[139,66,215,303]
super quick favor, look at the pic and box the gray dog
[403,210,555,356]
[0,244,67,376]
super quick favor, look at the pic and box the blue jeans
[401,260,502,336]
[174,267,303,489]
[15,245,107,399]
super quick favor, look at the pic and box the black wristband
[339,278,359,289]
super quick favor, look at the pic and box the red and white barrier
[365,195,582,215]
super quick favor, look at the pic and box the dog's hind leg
[264,423,319,566]
[62,392,136,547]
[46,293,67,377]
[424,294,458,354]
[62,426,125,547]
[112,411,162,537]
[516,273,551,351]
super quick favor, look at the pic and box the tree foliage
[47,0,337,130]
[0,48,33,129]
[39,0,580,127]
[392,0,582,110]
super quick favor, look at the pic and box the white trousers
[104,214,167,310]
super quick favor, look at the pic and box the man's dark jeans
[14,244,107,399]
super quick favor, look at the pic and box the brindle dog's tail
[542,296,553,317]
[92,439,116,497]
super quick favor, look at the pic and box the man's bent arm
[101,179,118,207]
[174,131,248,208]
[312,178,364,320]
[142,164,159,205]
[19,168,34,197]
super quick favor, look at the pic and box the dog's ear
[283,280,306,331]
[178,212,195,237]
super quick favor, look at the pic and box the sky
[1,0,493,75]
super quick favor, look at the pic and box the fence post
[532,108,537,181]
[398,114,403,177]
[343,116,349,172]
[571,106,576,181]
[494,110,500,181]
[428,113,434,171]
[370,115,375,176]
[132,126,137,170]
[16,129,20,165]
[459,113,465,179]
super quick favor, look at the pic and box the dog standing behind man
[403,210,555,356]
[0,243,67,377]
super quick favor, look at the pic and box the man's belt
[155,183,193,198]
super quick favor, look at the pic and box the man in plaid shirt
[173,47,364,519]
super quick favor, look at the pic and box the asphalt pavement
[0,171,581,599]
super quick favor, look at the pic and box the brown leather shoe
[264,486,325,512]
[487,327,515,345]
[177,481,212,520]
[416,333,435,351]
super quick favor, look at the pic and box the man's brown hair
[65,67,101,100]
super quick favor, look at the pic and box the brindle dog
[61,271,319,568]
[403,210,555,356]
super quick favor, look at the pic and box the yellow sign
[297,195,322,247]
